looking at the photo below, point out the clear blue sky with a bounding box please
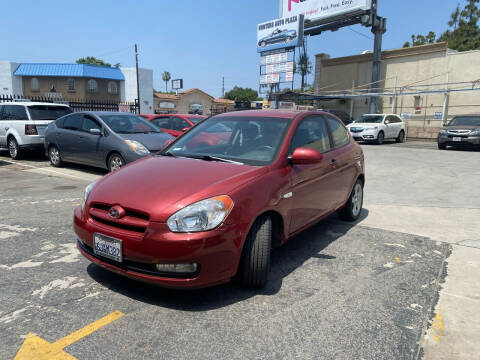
[3,0,459,97]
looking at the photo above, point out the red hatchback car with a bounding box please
[75,110,365,289]
[140,114,207,137]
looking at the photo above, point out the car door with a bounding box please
[384,116,397,138]
[57,113,84,161]
[78,115,106,167]
[392,115,404,137]
[288,115,339,234]
[324,115,359,209]
[0,105,6,146]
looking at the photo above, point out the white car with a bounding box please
[0,102,72,159]
[346,114,406,145]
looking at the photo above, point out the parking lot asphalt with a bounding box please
[0,141,478,360]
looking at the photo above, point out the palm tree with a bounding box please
[296,50,312,91]
[449,3,461,30]
[162,71,171,92]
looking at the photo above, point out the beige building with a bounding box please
[314,43,480,138]
[153,88,235,115]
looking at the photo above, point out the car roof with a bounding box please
[0,101,69,107]
[214,110,328,119]
[81,111,138,116]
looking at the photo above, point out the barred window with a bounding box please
[107,81,118,94]
[67,79,75,91]
[87,79,98,93]
[31,78,39,91]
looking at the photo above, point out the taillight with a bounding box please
[25,125,38,135]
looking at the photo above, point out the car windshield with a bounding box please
[355,115,384,124]
[162,116,291,166]
[188,116,206,124]
[27,105,72,120]
[448,116,480,126]
[100,114,161,134]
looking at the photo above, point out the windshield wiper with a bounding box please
[183,154,244,165]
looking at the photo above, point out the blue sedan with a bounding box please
[44,112,174,171]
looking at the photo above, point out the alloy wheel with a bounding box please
[8,139,18,158]
[49,147,60,165]
[109,155,124,171]
[351,183,363,218]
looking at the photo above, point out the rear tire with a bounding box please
[338,179,364,222]
[376,131,385,145]
[48,145,63,167]
[8,137,22,160]
[239,216,272,288]
[396,130,405,143]
[108,153,125,172]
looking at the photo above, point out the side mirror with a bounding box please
[182,127,190,132]
[289,147,323,165]
[384,120,390,125]
[89,128,102,136]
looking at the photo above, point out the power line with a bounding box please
[348,27,374,40]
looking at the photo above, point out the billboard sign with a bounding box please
[172,79,183,90]
[257,15,302,53]
[283,0,371,24]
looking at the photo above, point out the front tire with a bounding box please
[48,145,63,167]
[108,153,125,172]
[8,137,22,160]
[239,216,272,288]
[338,179,364,221]
[376,131,385,145]
[396,130,405,143]
[438,142,446,150]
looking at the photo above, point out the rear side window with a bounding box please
[290,116,332,154]
[325,116,350,148]
[151,117,170,128]
[3,105,28,120]
[62,114,83,131]
[170,117,190,131]
[27,105,72,120]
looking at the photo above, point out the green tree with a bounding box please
[162,71,171,92]
[439,0,480,51]
[449,3,461,30]
[296,50,312,91]
[76,57,112,67]
[403,31,437,48]
[224,86,259,102]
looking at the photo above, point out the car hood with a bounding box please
[348,123,381,129]
[88,156,267,222]
[444,125,480,131]
[119,132,174,151]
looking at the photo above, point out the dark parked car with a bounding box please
[322,109,354,125]
[75,110,365,289]
[438,115,480,150]
[45,112,174,171]
[258,29,297,48]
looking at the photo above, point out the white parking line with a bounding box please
[0,158,92,181]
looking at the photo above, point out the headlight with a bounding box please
[167,195,234,233]
[470,130,480,136]
[125,140,150,155]
[439,129,448,134]
[82,181,97,212]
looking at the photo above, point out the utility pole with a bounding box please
[135,44,140,112]
[222,77,225,97]
[369,0,387,114]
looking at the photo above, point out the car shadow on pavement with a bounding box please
[86,209,369,311]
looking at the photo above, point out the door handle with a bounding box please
[5,127,8,131]
[330,159,339,167]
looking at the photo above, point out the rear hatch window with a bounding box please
[27,105,73,120]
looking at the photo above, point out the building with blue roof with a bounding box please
[0,61,154,114]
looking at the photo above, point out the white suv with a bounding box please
[0,102,72,159]
[346,114,406,145]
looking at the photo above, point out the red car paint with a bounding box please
[75,110,365,289]
[140,114,207,137]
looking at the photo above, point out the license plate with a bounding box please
[93,233,122,262]
[453,137,462,142]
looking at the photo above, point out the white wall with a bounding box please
[0,61,22,95]
[120,67,154,114]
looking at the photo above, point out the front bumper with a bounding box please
[74,206,243,289]
[438,134,480,146]
[349,129,378,141]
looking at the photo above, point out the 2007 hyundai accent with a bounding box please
[74,110,365,289]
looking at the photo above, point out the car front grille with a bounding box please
[89,203,149,233]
